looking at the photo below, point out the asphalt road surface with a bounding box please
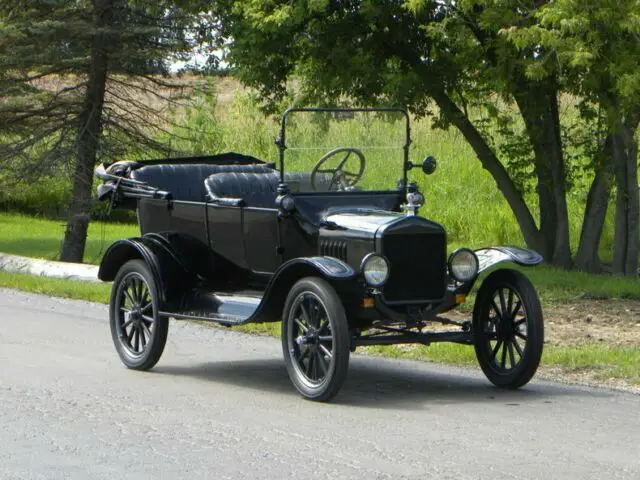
[1,289,639,480]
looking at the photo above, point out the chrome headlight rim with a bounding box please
[360,253,390,288]
[448,248,479,283]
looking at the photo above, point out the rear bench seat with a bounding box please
[204,172,333,208]
[130,163,275,202]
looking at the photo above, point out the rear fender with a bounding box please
[253,257,359,322]
[98,236,197,305]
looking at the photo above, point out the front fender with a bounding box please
[251,256,358,323]
[98,236,198,305]
[475,246,543,274]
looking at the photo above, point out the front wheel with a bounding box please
[282,277,350,401]
[473,269,544,389]
[109,259,168,370]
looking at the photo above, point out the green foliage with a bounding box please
[505,0,640,116]
[0,175,72,218]
[0,163,136,221]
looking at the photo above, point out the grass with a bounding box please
[364,343,640,386]
[0,271,111,303]
[519,266,640,302]
[0,212,138,264]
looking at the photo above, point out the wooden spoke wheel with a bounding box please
[282,277,350,401]
[473,269,544,389]
[110,260,168,370]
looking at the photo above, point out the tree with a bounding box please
[507,0,640,275]
[213,0,636,271]
[0,0,207,262]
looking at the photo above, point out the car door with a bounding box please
[243,206,280,273]
[207,203,248,269]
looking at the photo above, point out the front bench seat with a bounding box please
[204,172,335,208]
[130,163,275,202]
[205,172,280,207]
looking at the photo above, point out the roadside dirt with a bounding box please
[447,299,640,348]
[541,299,640,347]
[442,299,640,393]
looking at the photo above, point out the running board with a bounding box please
[160,291,262,326]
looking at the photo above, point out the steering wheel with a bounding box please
[310,147,366,191]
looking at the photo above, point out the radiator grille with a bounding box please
[381,230,446,303]
[319,239,348,262]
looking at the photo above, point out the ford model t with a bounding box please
[95,107,544,401]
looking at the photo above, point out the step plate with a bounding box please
[163,291,263,326]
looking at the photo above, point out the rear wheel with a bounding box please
[282,277,350,401]
[473,269,544,389]
[109,259,168,370]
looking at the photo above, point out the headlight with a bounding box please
[448,248,479,282]
[361,253,390,287]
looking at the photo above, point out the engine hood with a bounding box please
[321,208,444,238]
[321,208,405,236]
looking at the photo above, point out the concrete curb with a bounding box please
[0,252,100,283]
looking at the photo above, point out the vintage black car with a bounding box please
[95,107,544,401]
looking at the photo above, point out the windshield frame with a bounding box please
[275,107,411,193]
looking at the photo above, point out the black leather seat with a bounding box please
[204,172,334,208]
[129,163,274,202]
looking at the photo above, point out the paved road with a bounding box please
[1,289,639,480]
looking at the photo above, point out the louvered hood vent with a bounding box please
[319,239,348,262]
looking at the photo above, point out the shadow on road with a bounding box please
[153,355,610,409]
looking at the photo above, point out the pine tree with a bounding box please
[0,0,207,262]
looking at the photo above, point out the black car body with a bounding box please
[96,107,544,401]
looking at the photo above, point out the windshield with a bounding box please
[278,109,409,192]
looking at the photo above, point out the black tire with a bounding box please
[281,277,350,401]
[109,259,168,370]
[473,268,544,389]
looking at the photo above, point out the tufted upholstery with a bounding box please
[129,163,274,202]
[205,172,334,208]
[205,172,279,207]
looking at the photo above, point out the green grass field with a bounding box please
[0,212,138,264]
[0,270,111,302]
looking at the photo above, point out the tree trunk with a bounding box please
[575,142,614,273]
[431,89,543,251]
[60,0,112,263]
[513,78,572,268]
[611,117,639,276]
[450,16,569,266]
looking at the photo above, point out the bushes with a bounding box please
[0,176,71,218]
[0,175,135,223]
